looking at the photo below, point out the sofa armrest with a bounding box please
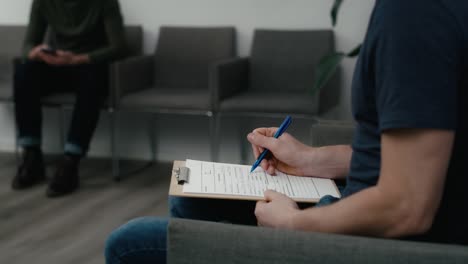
[111,54,154,107]
[210,57,249,110]
[168,219,468,264]
[310,119,356,147]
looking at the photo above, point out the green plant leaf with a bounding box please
[331,0,344,27]
[346,44,362,57]
[311,52,345,95]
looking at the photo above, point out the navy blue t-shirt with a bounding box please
[344,0,468,245]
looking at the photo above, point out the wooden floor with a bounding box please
[0,153,172,264]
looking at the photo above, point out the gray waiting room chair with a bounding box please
[212,29,336,160]
[0,25,144,180]
[112,26,236,178]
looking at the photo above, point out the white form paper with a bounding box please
[183,159,341,200]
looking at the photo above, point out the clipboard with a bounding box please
[169,160,339,203]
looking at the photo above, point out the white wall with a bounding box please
[0,0,374,162]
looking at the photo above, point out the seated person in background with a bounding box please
[12,0,127,197]
[105,0,468,263]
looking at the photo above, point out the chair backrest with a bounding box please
[249,29,334,93]
[0,25,27,57]
[154,26,236,90]
[0,26,27,83]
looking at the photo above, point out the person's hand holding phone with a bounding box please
[40,47,57,56]
[28,44,49,61]
[29,44,90,65]
[29,44,63,64]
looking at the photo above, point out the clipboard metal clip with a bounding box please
[174,167,190,185]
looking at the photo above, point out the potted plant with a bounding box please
[312,0,362,94]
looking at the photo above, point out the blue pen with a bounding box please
[250,116,292,173]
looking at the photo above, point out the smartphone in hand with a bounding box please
[40,47,57,56]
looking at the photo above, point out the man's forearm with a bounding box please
[290,186,428,238]
[304,145,352,180]
[291,129,453,239]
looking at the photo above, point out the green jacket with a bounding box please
[23,0,127,63]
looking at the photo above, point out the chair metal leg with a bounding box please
[210,112,220,162]
[110,109,120,181]
[14,131,20,164]
[149,114,157,162]
[113,112,154,181]
[13,103,21,165]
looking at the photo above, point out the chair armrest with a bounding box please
[0,56,11,82]
[168,219,468,264]
[0,56,24,82]
[210,57,249,110]
[110,55,154,107]
[310,119,356,147]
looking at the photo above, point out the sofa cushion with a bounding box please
[119,87,212,111]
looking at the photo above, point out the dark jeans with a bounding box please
[105,195,340,263]
[14,60,108,154]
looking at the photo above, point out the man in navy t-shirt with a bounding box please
[247,0,467,245]
[105,0,467,262]
[342,0,468,243]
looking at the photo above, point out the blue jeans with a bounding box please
[105,195,339,263]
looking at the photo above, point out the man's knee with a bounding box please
[13,60,44,95]
[105,217,168,262]
[169,196,221,220]
[14,60,42,80]
[169,196,192,218]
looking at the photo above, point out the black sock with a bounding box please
[24,146,41,155]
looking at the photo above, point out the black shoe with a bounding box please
[12,148,46,190]
[46,155,80,198]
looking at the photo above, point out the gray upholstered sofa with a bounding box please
[167,219,468,264]
[166,120,468,264]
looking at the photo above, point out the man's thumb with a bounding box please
[264,190,283,201]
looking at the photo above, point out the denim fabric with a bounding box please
[18,136,41,148]
[64,142,84,156]
[169,196,258,225]
[105,217,168,264]
[315,195,340,207]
